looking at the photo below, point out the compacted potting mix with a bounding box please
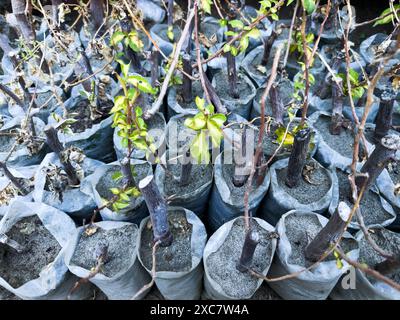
[1,0,400,303]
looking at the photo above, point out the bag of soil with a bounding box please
[330,227,400,300]
[0,201,90,300]
[203,216,277,299]
[329,166,396,230]
[208,152,271,232]
[167,81,205,118]
[211,71,256,120]
[33,152,103,220]
[149,24,182,57]
[309,111,354,168]
[0,164,37,214]
[137,0,166,24]
[154,151,213,219]
[0,116,48,167]
[137,207,207,300]
[81,159,152,224]
[48,95,116,163]
[268,210,359,300]
[207,43,246,79]
[65,221,151,300]
[259,157,336,226]
[114,112,166,160]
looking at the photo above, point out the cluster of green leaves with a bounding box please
[108,171,140,212]
[110,29,144,53]
[167,25,175,41]
[290,32,315,62]
[374,4,400,26]
[259,0,282,20]
[337,68,367,99]
[221,19,261,56]
[274,120,315,152]
[293,71,315,101]
[184,97,227,163]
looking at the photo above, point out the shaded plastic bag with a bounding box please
[65,221,151,300]
[330,228,400,300]
[150,24,181,57]
[48,96,115,163]
[137,0,166,24]
[203,217,277,299]
[309,111,353,168]
[259,158,337,226]
[81,159,152,224]
[33,152,103,220]
[137,207,207,300]
[0,164,37,215]
[0,116,48,167]
[211,71,256,120]
[268,210,359,300]
[0,201,90,300]
[208,152,271,232]
[154,155,213,219]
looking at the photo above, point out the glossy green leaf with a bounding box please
[190,130,210,164]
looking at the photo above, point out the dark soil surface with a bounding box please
[96,163,149,200]
[313,114,355,158]
[206,218,275,298]
[276,159,331,204]
[163,160,213,197]
[140,210,193,272]
[70,224,137,278]
[221,161,259,205]
[336,169,393,227]
[68,98,113,133]
[285,212,358,267]
[214,72,253,102]
[175,81,204,110]
[359,228,400,284]
[0,286,20,300]
[0,215,61,288]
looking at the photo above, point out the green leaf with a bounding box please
[167,25,174,41]
[134,139,149,150]
[120,61,130,78]
[210,114,227,127]
[190,130,210,164]
[247,28,261,39]
[287,0,295,6]
[127,75,157,94]
[126,31,143,52]
[110,188,120,195]
[184,113,207,130]
[195,96,205,111]
[303,0,316,15]
[224,31,236,37]
[349,68,359,84]
[229,20,244,30]
[240,36,249,53]
[219,19,228,27]
[373,5,400,26]
[201,0,212,14]
[110,96,127,113]
[111,171,123,181]
[223,44,231,53]
[110,31,125,46]
[271,13,279,21]
[275,127,294,146]
[207,119,223,147]
[230,46,238,56]
[205,104,215,115]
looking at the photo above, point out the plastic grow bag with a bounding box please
[211,71,256,120]
[137,207,207,300]
[48,96,116,163]
[330,228,400,300]
[149,24,181,57]
[33,152,103,220]
[137,0,166,24]
[259,157,337,226]
[81,159,152,225]
[65,221,151,300]
[0,116,48,167]
[154,157,213,219]
[308,111,353,169]
[208,152,271,232]
[203,217,277,299]
[0,201,90,300]
[267,210,359,300]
